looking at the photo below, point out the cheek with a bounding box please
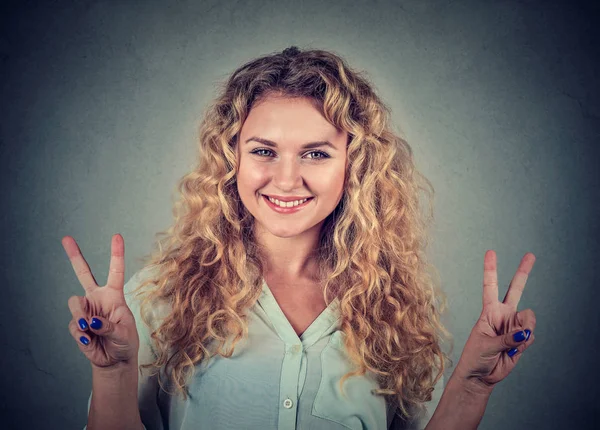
[237,164,269,196]
[325,168,346,203]
[253,164,271,178]
[238,162,267,181]
[322,167,345,192]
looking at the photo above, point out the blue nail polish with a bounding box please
[507,347,519,357]
[90,318,102,330]
[513,331,526,342]
[525,329,531,341]
[78,318,88,330]
[80,336,89,345]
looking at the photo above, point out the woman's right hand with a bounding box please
[63,234,140,369]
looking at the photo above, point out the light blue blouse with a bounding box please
[84,268,443,429]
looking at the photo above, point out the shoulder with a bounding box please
[123,266,154,314]
[124,265,159,295]
[123,266,170,339]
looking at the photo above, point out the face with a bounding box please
[236,95,348,239]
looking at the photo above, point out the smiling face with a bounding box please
[235,94,348,239]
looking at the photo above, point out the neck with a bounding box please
[254,222,323,282]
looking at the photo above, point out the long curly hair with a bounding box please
[132,45,453,421]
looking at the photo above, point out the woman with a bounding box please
[64,46,536,430]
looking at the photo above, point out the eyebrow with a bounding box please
[245,136,338,151]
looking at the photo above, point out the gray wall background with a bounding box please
[1,0,598,429]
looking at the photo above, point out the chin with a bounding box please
[264,225,306,238]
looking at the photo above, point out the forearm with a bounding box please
[87,361,144,430]
[424,370,493,430]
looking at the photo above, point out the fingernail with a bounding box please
[507,347,519,357]
[513,331,526,342]
[80,336,89,345]
[78,318,88,330]
[525,329,531,341]
[90,318,102,330]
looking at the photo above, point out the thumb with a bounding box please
[493,328,531,353]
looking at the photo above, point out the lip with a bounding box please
[262,194,313,202]
[261,194,314,214]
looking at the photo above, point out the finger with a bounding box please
[62,236,98,293]
[106,234,125,291]
[501,309,536,357]
[493,328,533,354]
[482,250,498,308]
[507,332,536,358]
[67,295,90,331]
[69,318,93,347]
[524,332,535,350]
[516,308,537,333]
[87,315,117,340]
[503,253,536,310]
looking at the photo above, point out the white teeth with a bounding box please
[267,196,310,207]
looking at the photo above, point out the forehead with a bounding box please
[241,96,344,142]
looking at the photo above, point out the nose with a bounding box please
[272,157,303,192]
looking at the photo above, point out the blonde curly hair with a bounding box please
[132,46,453,421]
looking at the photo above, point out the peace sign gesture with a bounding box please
[454,250,537,391]
[63,234,139,369]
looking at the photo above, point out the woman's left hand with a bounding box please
[454,250,537,393]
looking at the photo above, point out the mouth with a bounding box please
[261,194,315,212]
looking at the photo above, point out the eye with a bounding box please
[305,150,330,160]
[249,148,330,160]
[250,148,274,157]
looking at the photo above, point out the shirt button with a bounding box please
[283,398,293,409]
[292,344,302,353]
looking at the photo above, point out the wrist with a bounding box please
[91,360,138,379]
[425,369,493,430]
[450,365,495,398]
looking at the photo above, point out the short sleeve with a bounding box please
[82,267,164,430]
[388,374,445,430]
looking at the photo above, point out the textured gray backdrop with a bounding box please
[1,0,598,429]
